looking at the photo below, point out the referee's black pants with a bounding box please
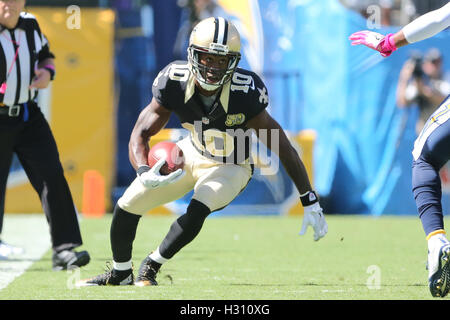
[0,101,83,253]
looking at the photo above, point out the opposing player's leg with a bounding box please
[412,117,450,297]
[135,161,252,286]
[76,162,196,287]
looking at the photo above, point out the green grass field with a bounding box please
[0,213,445,300]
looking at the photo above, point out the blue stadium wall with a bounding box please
[113,0,450,215]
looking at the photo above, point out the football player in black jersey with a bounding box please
[77,17,328,287]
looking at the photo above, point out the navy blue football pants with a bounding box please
[0,102,83,253]
[412,119,450,237]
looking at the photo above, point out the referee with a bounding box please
[0,0,90,270]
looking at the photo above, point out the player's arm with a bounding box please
[246,109,312,195]
[129,98,182,189]
[246,110,328,241]
[349,2,450,56]
[401,2,450,45]
[128,97,171,171]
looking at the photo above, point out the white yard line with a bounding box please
[0,214,51,290]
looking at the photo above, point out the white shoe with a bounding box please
[0,241,25,259]
[427,234,450,297]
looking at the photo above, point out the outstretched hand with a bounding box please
[349,30,397,57]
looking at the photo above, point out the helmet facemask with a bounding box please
[188,44,241,91]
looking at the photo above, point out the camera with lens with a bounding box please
[410,52,424,79]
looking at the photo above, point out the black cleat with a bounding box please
[135,256,159,286]
[76,263,134,287]
[52,249,90,271]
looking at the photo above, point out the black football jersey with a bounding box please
[152,60,269,164]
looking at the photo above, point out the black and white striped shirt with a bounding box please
[0,12,54,106]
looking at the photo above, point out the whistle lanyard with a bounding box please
[0,30,22,94]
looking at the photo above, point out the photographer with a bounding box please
[396,48,450,134]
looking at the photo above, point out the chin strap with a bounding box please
[198,80,221,91]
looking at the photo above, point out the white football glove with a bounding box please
[299,202,328,241]
[137,158,183,189]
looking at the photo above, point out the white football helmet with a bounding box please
[187,17,241,91]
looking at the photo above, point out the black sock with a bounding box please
[158,199,211,259]
[112,269,132,277]
[110,204,141,263]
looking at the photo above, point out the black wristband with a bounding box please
[300,190,319,207]
[43,66,55,81]
[136,165,151,176]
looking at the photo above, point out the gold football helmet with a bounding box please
[187,17,241,91]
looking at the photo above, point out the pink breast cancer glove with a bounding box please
[349,31,397,57]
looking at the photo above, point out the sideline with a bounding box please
[0,214,51,291]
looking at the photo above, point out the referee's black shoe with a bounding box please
[52,249,90,271]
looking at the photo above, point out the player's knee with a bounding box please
[116,197,145,216]
[117,197,130,212]
[194,180,241,212]
[187,199,211,217]
[113,203,142,217]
